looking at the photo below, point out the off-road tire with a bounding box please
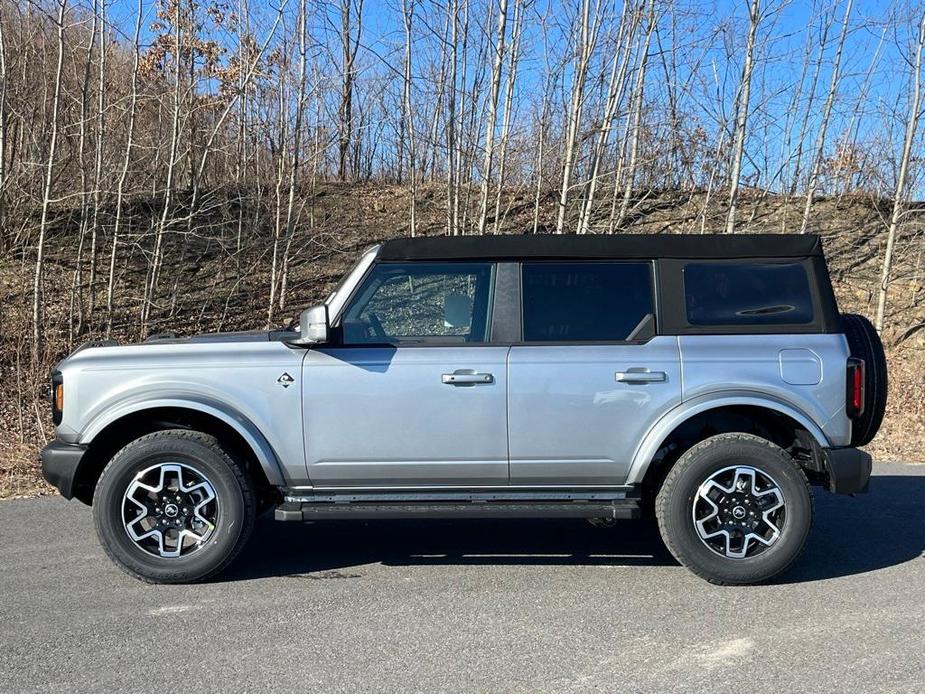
[840,313,888,447]
[93,429,256,584]
[655,433,812,585]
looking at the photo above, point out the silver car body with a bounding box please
[53,243,853,494]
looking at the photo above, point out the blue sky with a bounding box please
[95,0,922,193]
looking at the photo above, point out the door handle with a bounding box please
[442,372,494,385]
[615,370,667,384]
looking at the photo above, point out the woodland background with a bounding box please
[1,0,924,496]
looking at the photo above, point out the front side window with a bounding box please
[341,262,494,344]
[683,262,814,326]
[521,262,654,342]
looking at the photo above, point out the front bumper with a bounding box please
[822,446,872,495]
[40,439,87,500]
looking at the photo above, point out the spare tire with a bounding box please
[840,313,887,446]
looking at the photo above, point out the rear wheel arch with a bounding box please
[72,404,283,507]
[631,399,827,500]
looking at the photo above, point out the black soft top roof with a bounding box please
[377,233,823,261]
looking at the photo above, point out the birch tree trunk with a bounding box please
[576,2,638,235]
[555,0,600,234]
[799,0,852,234]
[106,0,143,337]
[279,0,310,313]
[33,0,68,366]
[616,2,655,231]
[491,0,523,234]
[724,0,761,235]
[338,0,363,181]
[0,10,7,251]
[531,31,555,236]
[789,8,832,195]
[88,0,107,321]
[876,13,925,332]
[143,6,184,334]
[268,48,290,326]
[69,1,99,341]
[445,0,459,235]
[476,0,509,235]
[402,0,418,237]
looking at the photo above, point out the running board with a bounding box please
[274,499,640,522]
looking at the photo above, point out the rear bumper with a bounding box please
[822,446,872,495]
[40,439,87,500]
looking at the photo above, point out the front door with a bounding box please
[507,261,682,486]
[303,261,509,487]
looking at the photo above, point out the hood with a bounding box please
[143,329,296,344]
[66,329,297,357]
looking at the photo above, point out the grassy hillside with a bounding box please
[1,184,923,498]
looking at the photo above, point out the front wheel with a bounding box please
[655,433,812,585]
[92,430,256,583]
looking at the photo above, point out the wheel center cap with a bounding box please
[164,503,179,518]
[732,505,747,520]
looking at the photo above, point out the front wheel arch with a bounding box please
[72,406,281,508]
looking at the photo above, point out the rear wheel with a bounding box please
[92,430,256,583]
[656,433,812,585]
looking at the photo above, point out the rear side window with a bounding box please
[522,262,654,342]
[683,262,813,326]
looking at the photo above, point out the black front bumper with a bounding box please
[40,439,87,500]
[823,446,872,494]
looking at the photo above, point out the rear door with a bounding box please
[507,261,681,486]
[303,261,510,488]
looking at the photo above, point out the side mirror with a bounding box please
[288,305,329,346]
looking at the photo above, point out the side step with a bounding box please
[275,499,640,522]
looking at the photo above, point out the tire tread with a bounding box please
[93,429,256,584]
[655,432,813,586]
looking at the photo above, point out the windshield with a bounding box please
[325,245,380,306]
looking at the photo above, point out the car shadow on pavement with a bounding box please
[223,516,676,581]
[780,474,925,584]
[221,474,924,583]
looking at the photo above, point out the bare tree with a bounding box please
[33,0,68,366]
[789,7,833,195]
[876,12,925,332]
[555,0,601,234]
[88,0,108,321]
[725,0,762,234]
[142,0,185,333]
[69,0,100,340]
[491,0,525,234]
[476,0,509,235]
[277,0,310,314]
[576,2,639,235]
[106,0,144,337]
[338,0,364,181]
[445,0,459,235]
[615,1,655,231]
[799,0,853,234]
[402,0,418,236]
[0,6,7,250]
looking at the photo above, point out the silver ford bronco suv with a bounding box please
[41,234,886,585]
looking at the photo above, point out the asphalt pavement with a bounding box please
[1,462,923,693]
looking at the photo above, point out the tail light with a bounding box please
[846,358,865,418]
[50,371,63,425]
